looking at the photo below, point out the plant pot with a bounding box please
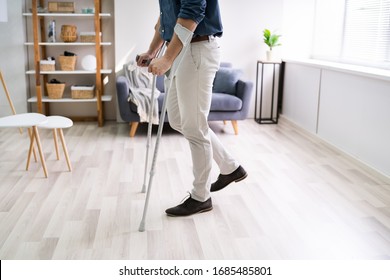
[266,50,273,61]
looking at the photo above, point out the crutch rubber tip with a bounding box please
[138,223,146,232]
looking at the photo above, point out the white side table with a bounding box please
[0,113,48,177]
[27,116,73,172]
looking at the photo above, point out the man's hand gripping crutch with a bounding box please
[137,23,194,232]
[136,44,166,194]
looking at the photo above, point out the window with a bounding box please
[313,0,390,69]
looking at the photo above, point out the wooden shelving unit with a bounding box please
[26,0,112,126]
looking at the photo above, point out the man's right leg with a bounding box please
[209,129,238,175]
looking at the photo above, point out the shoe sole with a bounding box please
[234,172,248,183]
[166,206,213,217]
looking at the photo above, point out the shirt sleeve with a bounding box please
[178,0,207,24]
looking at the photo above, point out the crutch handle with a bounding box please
[136,55,152,66]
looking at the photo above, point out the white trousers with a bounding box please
[166,37,239,202]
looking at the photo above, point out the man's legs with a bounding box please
[209,129,239,174]
[166,38,239,204]
[167,40,214,202]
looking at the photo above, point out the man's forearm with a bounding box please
[164,18,197,63]
[148,17,197,75]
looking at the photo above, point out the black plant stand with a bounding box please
[254,60,284,124]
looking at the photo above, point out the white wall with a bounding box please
[282,63,321,133]
[318,70,390,176]
[282,61,390,178]
[115,0,283,79]
[280,0,390,178]
[0,0,28,117]
[114,0,319,81]
[114,0,284,120]
[114,0,159,71]
[2,0,300,120]
[218,0,283,79]
[281,0,316,59]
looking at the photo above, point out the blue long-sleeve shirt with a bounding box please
[158,0,223,41]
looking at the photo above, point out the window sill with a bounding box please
[282,58,390,82]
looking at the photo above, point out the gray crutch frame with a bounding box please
[141,43,167,194]
[139,41,190,232]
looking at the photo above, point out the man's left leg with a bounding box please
[165,40,220,216]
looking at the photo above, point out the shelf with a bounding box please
[23,13,111,17]
[26,70,112,75]
[28,95,113,103]
[25,0,110,127]
[24,42,112,46]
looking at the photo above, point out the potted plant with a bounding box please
[263,29,281,61]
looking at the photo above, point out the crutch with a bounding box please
[140,43,167,193]
[139,26,193,232]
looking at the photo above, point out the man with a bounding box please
[137,0,247,217]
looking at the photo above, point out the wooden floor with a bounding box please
[0,118,390,260]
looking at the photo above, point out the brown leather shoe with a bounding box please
[165,196,213,217]
[210,165,247,192]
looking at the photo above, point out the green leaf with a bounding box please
[263,29,271,38]
[262,29,281,49]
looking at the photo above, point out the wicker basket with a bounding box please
[40,60,55,71]
[80,32,97,43]
[60,25,77,42]
[46,83,65,99]
[80,32,102,43]
[59,55,77,71]
[48,2,75,13]
[71,85,95,99]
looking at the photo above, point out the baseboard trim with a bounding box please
[279,114,390,183]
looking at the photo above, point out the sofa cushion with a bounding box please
[156,75,165,92]
[210,93,242,111]
[213,67,242,95]
[132,92,242,112]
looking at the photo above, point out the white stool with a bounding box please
[0,113,48,177]
[27,116,73,172]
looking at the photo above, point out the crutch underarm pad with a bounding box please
[174,23,193,47]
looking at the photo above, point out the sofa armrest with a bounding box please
[116,76,129,100]
[116,75,135,121]
[236,79,254,119]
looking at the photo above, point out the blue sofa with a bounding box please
[116,63,253,137]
